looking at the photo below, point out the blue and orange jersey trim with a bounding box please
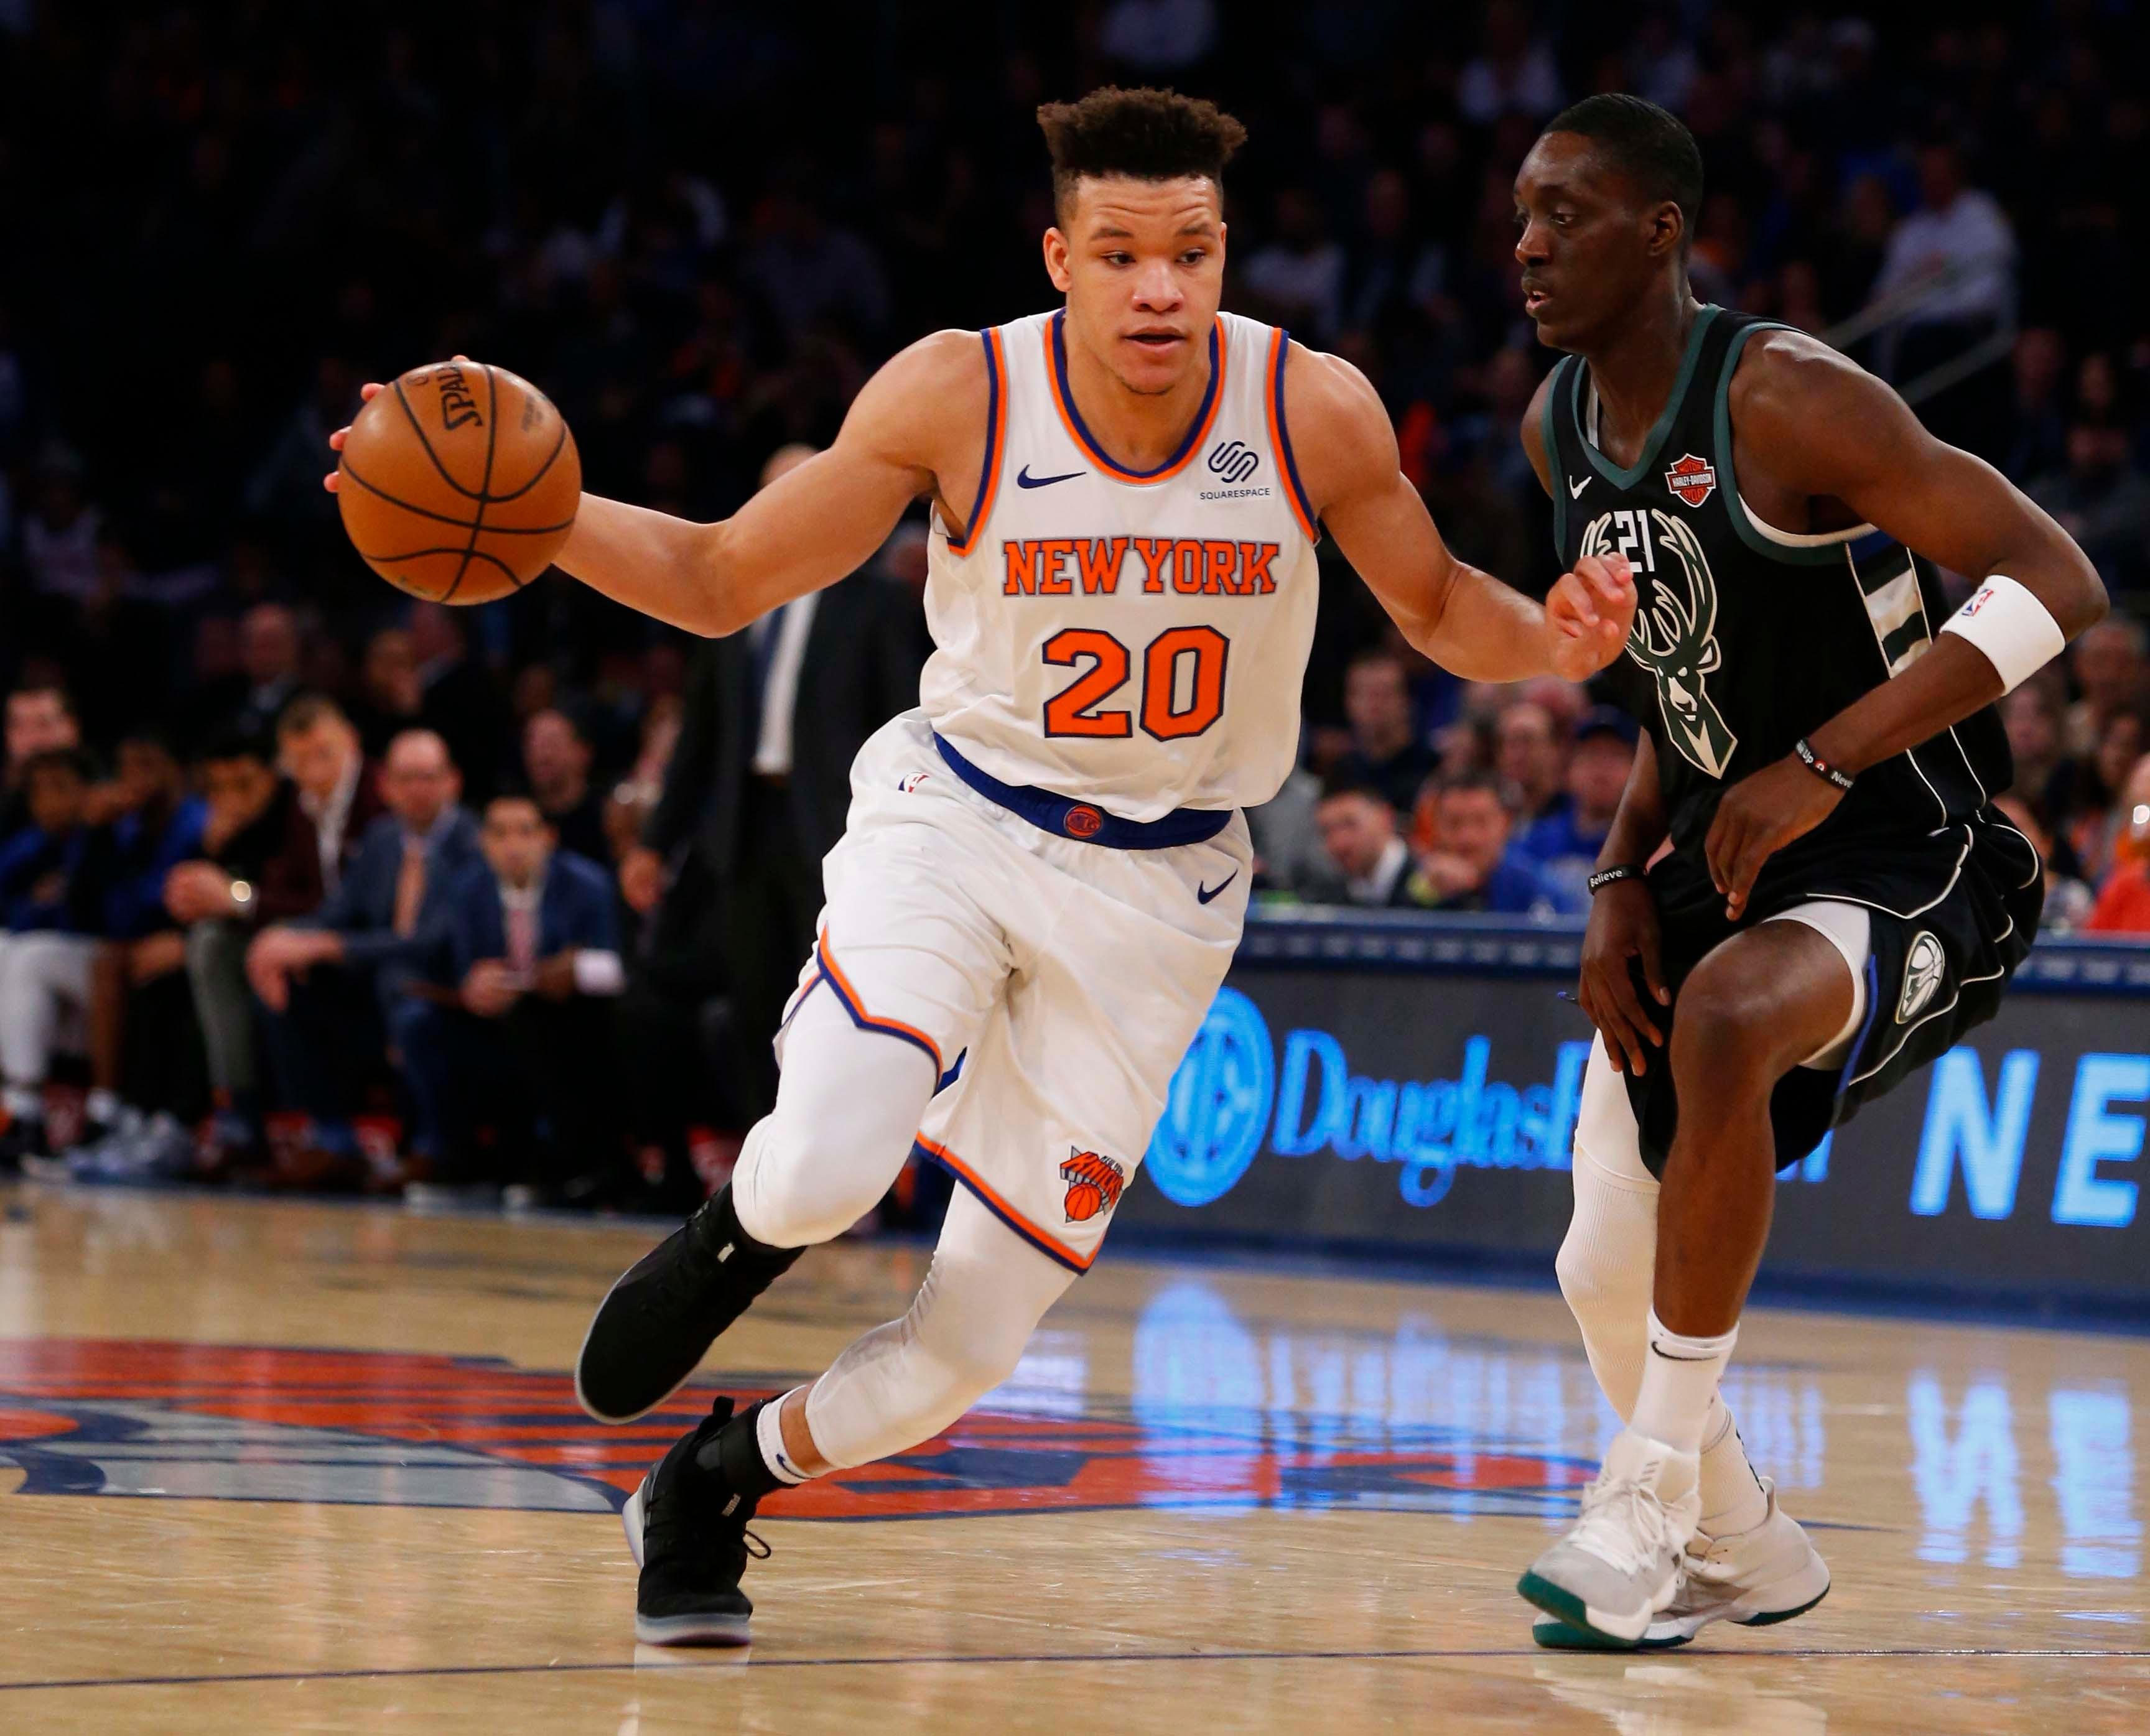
[945,327,1008,556]
[1266,328,1318,542]
[1045,309,1224,484]
[912,1134,1097,1274]
[812,929,946,1079]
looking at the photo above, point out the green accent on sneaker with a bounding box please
[1532,1618,1690,1653]
[1740,1582,1830,1627]
[1517,1569,1616,1645]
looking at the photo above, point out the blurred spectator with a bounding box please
[409,606,514,802]
[2,685,83,838]
[2003,329,2070,485]
[1247,766,1330,899]
[20,445,103,606]
[1334,649,1436,815]
[0,750,110,1161]
[1099,0,1217,70]
[246,730,480,1180]
[2062,707,2147,886]
[1413,769,1561,916]
[1459,1,1564,124]
[350,628,424,759]
[1870,143,2015,452]
[2083,756,2150,936]
[1494,700,1571,827]
[277,695,383,893]
[1518,707,1637,909]
[2063,618,2148,758]
[2027,422,2150,595]
[398,792,623,1202]
[523,707,612,867]
[165,728,328,1169]
[231,605,305,740]
[1243,189,1344,343]
[1315,781,1415,907]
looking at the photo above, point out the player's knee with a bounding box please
[1555,1219,1645,1321]
[738,1096,919,1246]
[1670,965,1792,1085]
[921,1307,1032,1403]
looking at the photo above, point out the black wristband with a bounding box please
[1794,737,1855,792]
[1587,864,1645,894]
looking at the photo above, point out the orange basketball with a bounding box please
[335,360,580,605]
[1064,1182,1105,1222]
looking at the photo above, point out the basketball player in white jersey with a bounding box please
[331,87,1634,1643]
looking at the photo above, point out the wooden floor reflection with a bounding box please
[1,1185,2145,1733]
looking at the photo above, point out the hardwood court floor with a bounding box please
[1,1184,2145,1734]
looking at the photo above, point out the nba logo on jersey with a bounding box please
[1059,1148,1126,1222]
[1664,453,1717,508]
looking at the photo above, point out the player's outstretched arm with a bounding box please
[1288,343,1634,683]
[557,331,983,635]
[327,335,982,637]
[1704,332,2108,915]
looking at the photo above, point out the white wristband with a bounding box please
[1938,573,2066,694]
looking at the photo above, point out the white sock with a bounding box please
[1697,1398,1770,1534]
[3,1085,40,1122]
[756,1387,812,1485]
[1630,1308,1737,1455]
[86,1087,121,1125]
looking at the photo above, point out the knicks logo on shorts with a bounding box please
[1060,1147,1127,1222]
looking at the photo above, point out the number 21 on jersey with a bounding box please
[1042,627,1229,741]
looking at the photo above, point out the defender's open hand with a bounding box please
[1545,552,1636,681]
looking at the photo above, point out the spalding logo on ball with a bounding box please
[337,361,582,605]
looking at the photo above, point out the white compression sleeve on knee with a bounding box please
[731,980,940,1248]
[803,1188,1075,1470]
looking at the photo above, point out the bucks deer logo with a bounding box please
[1584,508,1739,778]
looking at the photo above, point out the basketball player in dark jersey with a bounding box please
[1507,95,2106,1648]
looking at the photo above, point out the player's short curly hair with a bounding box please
[1541,93,1704,253]
[1036,86,1247,222]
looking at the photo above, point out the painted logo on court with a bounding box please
[1145,986,1274,1206]
[0,1340,1592,1521]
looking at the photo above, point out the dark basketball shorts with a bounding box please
[1622,807,2044,1176]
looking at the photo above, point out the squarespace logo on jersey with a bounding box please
[1143,987,1590,1209]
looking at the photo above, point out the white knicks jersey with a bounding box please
[919,308,1321,821]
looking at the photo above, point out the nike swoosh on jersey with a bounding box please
[1017,465,1086,489]
[1196,870,1239,904]
[1568,475,1591,498]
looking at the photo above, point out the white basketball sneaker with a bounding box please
[1533,1476,1831,1650]
[1517,1428,1700,1645]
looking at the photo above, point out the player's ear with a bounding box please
[1648,201,1685,261]
[1042,226,1074,294]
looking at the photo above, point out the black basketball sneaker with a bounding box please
[624,1396,773,1646]
[575,1182,803,1423]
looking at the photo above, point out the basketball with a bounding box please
[1064,1182,1104,1221]
[335,360,580,605]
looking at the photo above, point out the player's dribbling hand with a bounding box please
[1578,878,1669,1074]
[1545,552,1636,682]
[322,383,384,493]
[1705,755,1847,921]
[322,356,468,493]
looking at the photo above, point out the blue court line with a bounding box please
[7,1645,2149,1694]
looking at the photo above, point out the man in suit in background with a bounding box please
[616,444,929,1141]
[401,791,625,1203]
[246,728,480,1181]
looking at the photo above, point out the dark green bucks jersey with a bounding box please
[1543,305,2014,884]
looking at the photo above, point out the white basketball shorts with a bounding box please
[775,709,1251,1272]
